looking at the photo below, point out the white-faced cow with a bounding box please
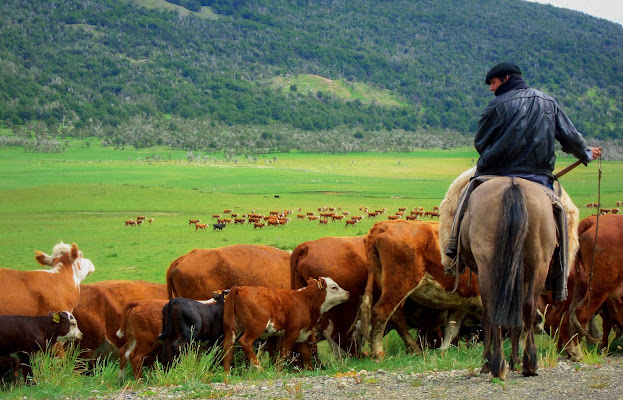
[222,277,349,372]
[0,242,95,316]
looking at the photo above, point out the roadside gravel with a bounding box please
[109,357,623,399]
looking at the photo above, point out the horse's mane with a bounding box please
[438,167,579,275]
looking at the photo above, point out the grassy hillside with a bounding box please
[1,0,622,147]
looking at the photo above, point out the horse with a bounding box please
[459,177,557,379]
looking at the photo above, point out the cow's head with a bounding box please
[54,311,83,342]
[311,277,349,314]
[212,289,230,302]
[35,242,95,285]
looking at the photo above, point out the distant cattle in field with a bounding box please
[72,280,167,367]
[213,223,226,231]
[234,218,245,225]
[223,209,232,214]
[0,242,94,316]
[189,219,200,225]
[345,219,358,227]
[253,222,265,229]
[0,312,82,381]
[406,215,418,220]
[157,292,227,368]
[136,216,146,221]
[387,215,400,220]
[307,216,318,221]
[195,223,208,231]
[117,300,168,381]
[319,219,329,225]
[212,214,221,219]
[136,219,143,226]
[354,220,481,358]
[618,201,622,206]
[166,244,291,300]
[148,218,154,225]
[125,220,136,227]
[223,277,349,372]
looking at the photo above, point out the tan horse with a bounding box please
[459,177,557,379]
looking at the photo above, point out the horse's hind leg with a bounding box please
[521,296,539,376]
[489,325,508,380]
[509,327,521,371]
[480,302,492,374]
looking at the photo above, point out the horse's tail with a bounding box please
[490,181,528,328]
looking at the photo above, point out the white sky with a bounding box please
[525,0,623,26]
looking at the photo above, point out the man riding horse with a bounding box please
[444,62,601,302]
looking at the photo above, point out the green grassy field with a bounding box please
[0,141,620,284]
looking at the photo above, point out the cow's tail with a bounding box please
[116,301,140,341]
[289,244,309,290]
[490,182,528,328]
[166,256,184,299]
[350,237,375,350]
[222,287,238,373]
[157,300,173,342]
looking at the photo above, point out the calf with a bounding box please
[72,280,167,368]
[117,300,168,381]
[0,312,82,381]
[157,292,228,368]
[223,277,349,372]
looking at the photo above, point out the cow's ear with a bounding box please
[70,243,80,260]
[317,278,325,290]
[35,251,52,266]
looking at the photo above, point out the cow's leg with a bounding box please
[293,342,313,370]
[277,332,300,370]
[321,320,349,359]
[222,331,236,373]
[370,293,404,358]
[388,308,422,355]
[238,330,263,370]
[568,291,609,361]
[440,309,467,350]
[118,338,136,381]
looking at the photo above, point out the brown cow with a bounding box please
[222,277,349,372]
[72,280,167,367]
[254,222,265,229]
[0,242,95,316]
[117,300,168,381]
[195,223,208,231]
[166,244,291,300]
[557,214,623,360]
[354,220,481,358]
[345,219,358,227]
[189,219,200,225]
[290,237,370,356]
[125,219,136,227]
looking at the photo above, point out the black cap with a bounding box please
[485,62,521,84]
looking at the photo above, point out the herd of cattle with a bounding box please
[1,212,622,383]
[185,205,441,232]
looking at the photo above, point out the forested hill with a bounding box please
[1,0,622,152]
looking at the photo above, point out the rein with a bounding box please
[587,154,602,307]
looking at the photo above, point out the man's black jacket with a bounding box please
[475,87,590,179]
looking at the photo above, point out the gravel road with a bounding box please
[108,357,623,399]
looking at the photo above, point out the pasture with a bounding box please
[0,141,620,283]
[1,141,622,398]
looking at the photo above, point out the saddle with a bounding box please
[443,175,570,302]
